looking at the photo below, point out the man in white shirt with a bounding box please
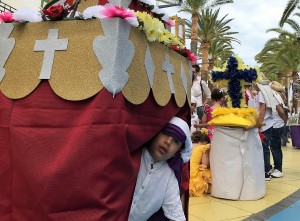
[269,87,288,178]
[254,83,276,181]
[191,64,211,119]
[190,96,199,134]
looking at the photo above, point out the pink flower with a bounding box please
[99,5,136,19]
[188,53,198,63]
[0,11,14,23]
[183,49,197,63]
[165,19,175,27]
[171,45,180,51]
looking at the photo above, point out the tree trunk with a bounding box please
[201,42,210,82]
[190,13,198,55]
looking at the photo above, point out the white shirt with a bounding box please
[191,110,199,134]
[273,96,284,129]
[191,77,211,107]
[258,91,275,132]
[129,149,185,221]
[246,90,259,111]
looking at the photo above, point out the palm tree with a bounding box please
[279,0,299,27]
[185,8,239,80]
[255,27,300,85]
[157,0,233,55]
[208,38,235,68]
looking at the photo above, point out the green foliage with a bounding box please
[256,6,300,80]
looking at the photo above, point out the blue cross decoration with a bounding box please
[211,56,257,108]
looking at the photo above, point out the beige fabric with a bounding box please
[270,81,285,92]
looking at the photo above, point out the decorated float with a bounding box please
[208,55,266,200]
[0,0,194,220]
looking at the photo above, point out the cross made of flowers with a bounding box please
[211,56,258,108]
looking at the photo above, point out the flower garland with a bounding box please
[0,3,196,63]
[211,56,258,108]
[137,0,174,25]
[0,11,14,23]
[83,5,196,62]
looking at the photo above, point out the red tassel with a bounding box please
[259,132,265,142]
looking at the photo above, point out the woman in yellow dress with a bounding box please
[189,129,212,196]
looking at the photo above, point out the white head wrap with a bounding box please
[169,117,192,163]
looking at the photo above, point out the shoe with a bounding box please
[271,169,283,178]
[265,173,271,181]
[268,168,274,174]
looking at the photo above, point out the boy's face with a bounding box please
[148,131,183,162]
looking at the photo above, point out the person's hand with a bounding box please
[243,125,255,131]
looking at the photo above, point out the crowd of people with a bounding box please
[189,64,290,199]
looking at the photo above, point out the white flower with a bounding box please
[65,11,81,18]
[13,7,42,22]
[82,5,102,19]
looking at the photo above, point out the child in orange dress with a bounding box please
[189,129,211,196]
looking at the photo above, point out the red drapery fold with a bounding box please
[0,81,189,221]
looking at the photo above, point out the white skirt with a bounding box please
[210,127,265,200]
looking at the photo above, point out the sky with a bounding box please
[8,0,296,67]
[164,0,292,67]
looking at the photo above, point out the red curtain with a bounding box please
[0,81,189,220]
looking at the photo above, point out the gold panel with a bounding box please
[0,18,191,106]
[49,19,103,100]
[77,0,99,12]
[1,23,43,99]
[123,27,150,104]
[182,59,192,106]
[0,19,103,100]
[169,50,187,107]
[150,42,171,106]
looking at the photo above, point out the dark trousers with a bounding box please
[281,124,289,146]
[262,127,273,173]
[271,127,284,172]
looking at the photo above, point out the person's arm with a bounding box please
[194,123,208,129]
[202,81,211,105]
[276,104,288,123]
[201,144,210,168]
[162,175,186,221]
[201,112,208,124]
[258,102,266,128]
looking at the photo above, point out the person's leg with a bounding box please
[262,127,273,173]
[270,127,283,176]
[281,124,287,147]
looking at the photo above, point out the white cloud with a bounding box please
[165,0,291,67]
